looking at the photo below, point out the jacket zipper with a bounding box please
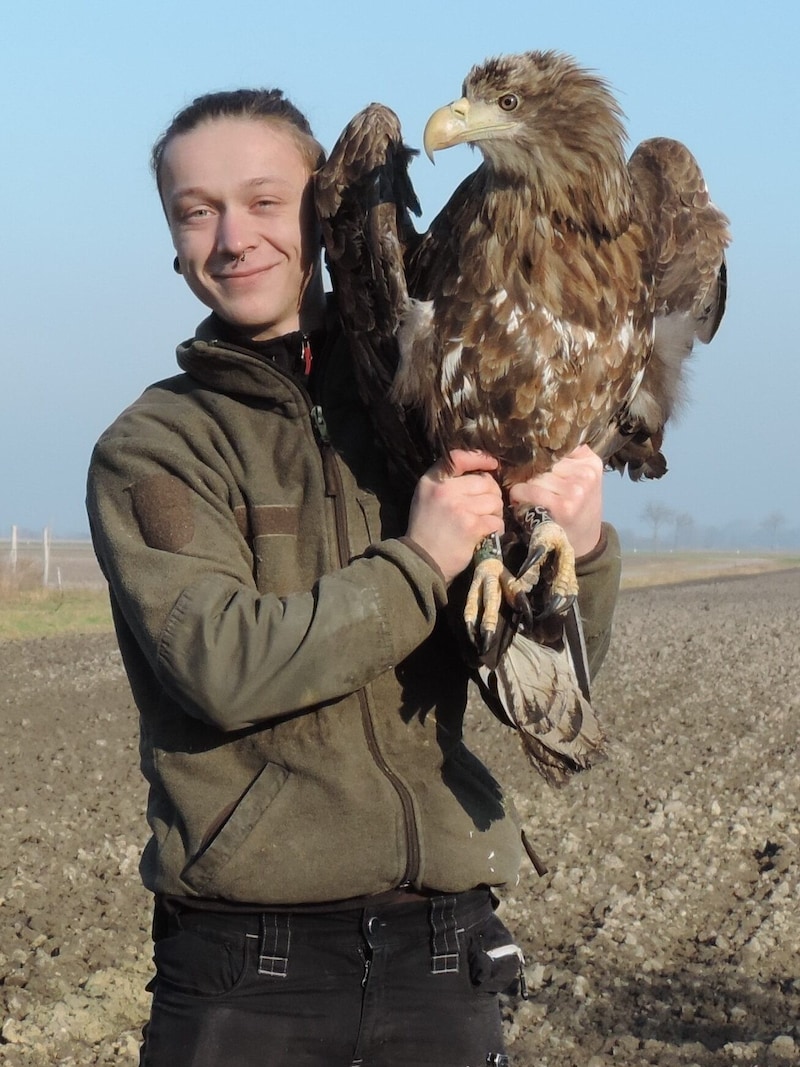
[310,405,350,569]
[310,402,421,885]
[358,689,421,884]
[206,341,423,886]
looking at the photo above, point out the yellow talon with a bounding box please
[464,555,504,643]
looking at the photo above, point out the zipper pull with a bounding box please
[311,405,340,498]
[310,404,330,444]
[302,334,313,376]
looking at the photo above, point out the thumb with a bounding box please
[446,449,499,477]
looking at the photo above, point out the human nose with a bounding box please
[214,208,256,259]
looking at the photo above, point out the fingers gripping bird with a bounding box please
[315,51,730,784]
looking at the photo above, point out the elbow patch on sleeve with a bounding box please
[128,473,194,552]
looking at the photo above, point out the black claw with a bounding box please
[477,625,497,657]
[537,593,576,621]
[517,543,546,578]
[466,618,496,656]
[513,592,534,630]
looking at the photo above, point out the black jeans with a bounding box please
[141,890,519,1067]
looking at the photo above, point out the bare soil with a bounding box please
[1,570,798,1066]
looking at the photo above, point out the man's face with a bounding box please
[161,117,319,340]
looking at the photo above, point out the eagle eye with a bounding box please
[498,93,519,112]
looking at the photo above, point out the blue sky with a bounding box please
[2,0,798,541]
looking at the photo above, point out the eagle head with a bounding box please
[423,50,632,239]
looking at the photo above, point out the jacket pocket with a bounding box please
[181,761,289,894]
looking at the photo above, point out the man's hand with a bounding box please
[509,445,604,559]
[407,450,504,585]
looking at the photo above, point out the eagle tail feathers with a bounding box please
[477,618,607,788]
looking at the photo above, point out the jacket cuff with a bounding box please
[576,522,617,576]
[397,536,448,587]
[575,523,622,680]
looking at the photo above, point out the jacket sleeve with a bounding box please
[575,522,622,679]
[87,431,447,733]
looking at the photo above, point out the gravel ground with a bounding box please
[1,569,798,1066]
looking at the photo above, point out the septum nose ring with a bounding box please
[232,251,247,264]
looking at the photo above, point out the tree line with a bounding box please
[631,503,795,552]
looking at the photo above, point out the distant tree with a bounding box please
[672,511,695,549]
[760,511,785,550]
[642,502,674,550]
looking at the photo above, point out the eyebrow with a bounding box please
[245,176,293,189]
[170,175,293,203]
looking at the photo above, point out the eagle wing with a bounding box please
[314,104,432,494]
[597,137,730,479]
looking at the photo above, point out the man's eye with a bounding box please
[180,206,211,222]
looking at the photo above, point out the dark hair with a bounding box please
[151,88,326,193]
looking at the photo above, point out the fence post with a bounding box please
[10,525,17,573]
[43,526,51,588]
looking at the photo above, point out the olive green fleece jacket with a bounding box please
[86,319,621,907]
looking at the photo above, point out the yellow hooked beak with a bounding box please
[423,97,518,161]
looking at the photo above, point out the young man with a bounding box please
[87,89,620,1067]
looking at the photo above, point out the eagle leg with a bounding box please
[464,533,518,655]
[506,506,578,621]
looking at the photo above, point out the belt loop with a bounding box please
[258,912,291,977]
[429,895,460,974]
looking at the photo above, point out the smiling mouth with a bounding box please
[214,265,275,280]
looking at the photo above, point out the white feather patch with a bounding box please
[393,300,434,404]
[441,343,464,389]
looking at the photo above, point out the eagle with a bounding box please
[315,50,730,783]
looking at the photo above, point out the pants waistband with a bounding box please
[161,888,490,931]
[157,889,493,976]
